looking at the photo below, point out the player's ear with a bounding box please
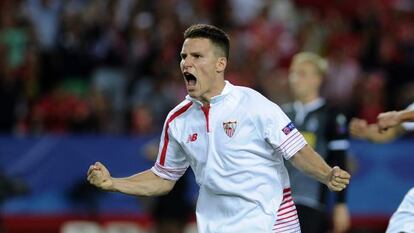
[216,57,227,73]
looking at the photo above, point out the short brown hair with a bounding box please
[184,24,230,59]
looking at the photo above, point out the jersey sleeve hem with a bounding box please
[151,163,188,181]
[276,130,307,160]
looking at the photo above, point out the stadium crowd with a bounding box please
[0,0,414,136]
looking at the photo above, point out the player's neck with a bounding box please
[200,79,226,104]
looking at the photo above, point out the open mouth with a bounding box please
[184,72,197,86]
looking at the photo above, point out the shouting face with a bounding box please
[180,38,226,103]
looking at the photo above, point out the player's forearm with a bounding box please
[365,125,404,143]
[399,109,414,122]
[289,145,332,185]
[111,169,175,196]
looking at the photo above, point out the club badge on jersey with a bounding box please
[282,122,296,135]
[223,121,237,137]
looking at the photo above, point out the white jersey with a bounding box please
[402,102,414,131]
[151,81,306,233]
[386,188,414,233]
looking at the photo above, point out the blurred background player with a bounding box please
[282,52,350,233]
[350,104,414,232]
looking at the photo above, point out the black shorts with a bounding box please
[296,204,329,233]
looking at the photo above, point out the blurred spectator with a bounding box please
[130,104,157,136]
[54,9,93,83]
[28,84,97,134]
[0,0,34,133]
[0,45,21,133]
[354,72,387,124]
[91,68,127,133]
[23,0,61,51]
[0,0,413,136]
[0,170,29,233]
[2,1,414,233]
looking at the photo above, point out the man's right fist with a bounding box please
[87,162,114,191]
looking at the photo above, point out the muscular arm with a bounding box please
[289,145,350,191]
[377,109,414,131]
[399,109,414,122]
[349,118,405,143]
[365,124,405,142]
[87,162,175,197]
[110,170,176,196]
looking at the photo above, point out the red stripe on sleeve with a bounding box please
[160,102,193,166]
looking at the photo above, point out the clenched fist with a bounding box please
[377,111,401,131]
[87,162,114,191]
[326,166,350,192]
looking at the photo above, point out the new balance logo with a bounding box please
[187,133,198,142]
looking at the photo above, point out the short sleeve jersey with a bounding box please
[386,187,414,233]
[151,81,307,233]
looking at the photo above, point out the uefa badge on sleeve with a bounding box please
[282,122,296,135]
[223,121,237,137]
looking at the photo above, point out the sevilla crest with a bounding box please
[223,121,237,137]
